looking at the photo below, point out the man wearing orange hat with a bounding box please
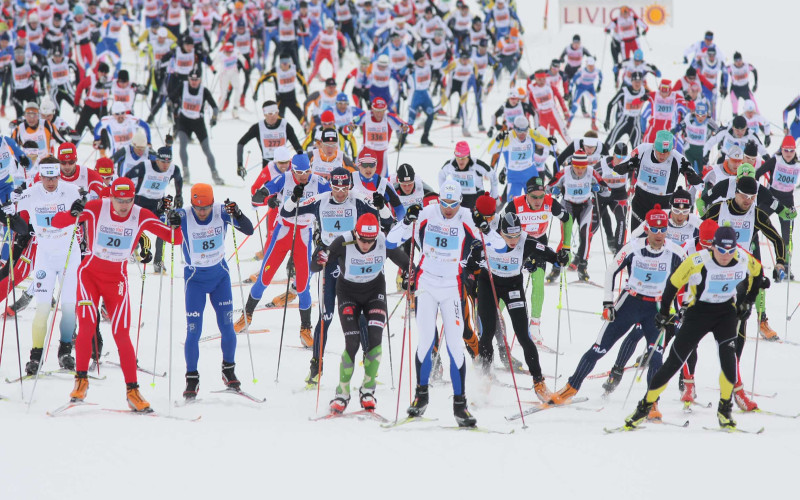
[50,177,182,413]
[172,183,254,401]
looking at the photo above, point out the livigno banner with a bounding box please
[560,0,674,28]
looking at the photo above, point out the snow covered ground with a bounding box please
[1,1,798,498]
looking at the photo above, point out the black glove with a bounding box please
[174,194,183,208]
[702,153,710,166]
[628,155,641,169]
[654,311,676,329]
[165,134,174,147]
[266,193,280,208]
[603,118,610,131]
[471,210,490,234]
[224,198,243,218]
[237,164,247,179]
[12,183,26,195]
[69,198,86,217]
[210,116,217,128]
[752,83,758,93]
[495,130,508,141]
[291,183,304,202]
[602,301,615,322]
[403,204,421,224]
[523,256,537,273]
[682,56,688,64]
[764,135,771,147]
[73,104,82,115]
[401,269,416,292]
[737,300,753,320]
[596,82,602,93]
[19,155,30,167]
[557,248,570,266]
[167,210,182,227]
[156,195,173,216]
[372,191,386,210]
[760,276,771,290]
[139,235,153,264]
[486,126,494,138]
[498,168,507,184]
[680,157,691,170]
[548,136,558,146]
[252,187,269,205]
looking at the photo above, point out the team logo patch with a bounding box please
[36,270,46,279]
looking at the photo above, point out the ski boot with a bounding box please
[211,171,224,186]
[624,399,653,429]
[548,384,577,405]
[233,295,259,333]
[407,385,429,417]
[269,282,298,308]
[70,373,89,401]
[305,359,320,387]
[232,106,239,119]
[57,342,75,371]
[359,387,376,411]
[5,290,33,317]
[577,259,590,282]
[528,318,543,344]
[533,377,553,404]
[453,395,477,427]
[126,383,152,412]
[299,307,313,348]
[478,124,486,133]
[758,317,779,341]
[733,385,758,411]
[461,126,471,137]
[152,262,167,275]
[478,343,493,375]
[602,365,625,394]
[25,347,43,376]
[680,375,696,403]
[717,398,737,429]
[222,362,241,390]
[420,135,434,147]
[647,400,662,421]
[184,372,200,400]
[330,394,349,414]
[546,265,561,284]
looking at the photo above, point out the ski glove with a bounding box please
[2,202,15,216]
[736,300,753,320]
[549,186,561,196]
[291,184,304,202]
[69,198,86,217]
[403,204,421,224]
[498,168,507,184]
[252,187,269,205]
[156,195,173,216]
[602,301,615,322]
[224,198,243,218]
[779,206,797,221]
[237,164,247,179]
[372,191,386,210]
[266,193,280,208]
[167,211,182,227]
[764,134,770,147]
[471,210,490,234]
[138,235,153,264]
[315,249,329,265]
[654,311,675,329]
[556,248,570,266]
[175,194,184,208]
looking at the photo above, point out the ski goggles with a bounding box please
[671,207,691,215]
[736,190,757,200]
[193,203,214,211]
[648,226,668,234]
[526,192,546,199]
[783,148,795,154]
[330,185,349,192]
[715,245,737,255]
[514,126,529,135]
[59,159,76,165]
[439,198,460,208]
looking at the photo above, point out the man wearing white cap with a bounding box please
[387,178,489,427]
[236,100,303,178]
[92,101,151,156]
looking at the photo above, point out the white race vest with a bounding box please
[718,201,755,245]
[92,199,141,262]
[342,233,387,284]
[186,204,226,267]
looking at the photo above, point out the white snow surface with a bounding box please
[2,1,798,498]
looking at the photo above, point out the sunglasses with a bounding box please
[784,148,795,153]
[60,160,76,165]
[359,163,377,168]
[526,192,545,199]
[439,199,460,208]
[514,127,529,135]
[736,191,757,200]
[715,245,736,255]
[193,204,213,210]
[615,154,627,159]
[649,226,668,233]
[331,185,349,192]
[112,197,135,204]
[357,236,376,244]
[671,208,690,215]
[454,154,469,160]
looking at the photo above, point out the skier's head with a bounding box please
[630,71,643,90]
[320,110,336,127]
[188,67,202,88]
[117,69,130,86]
[612,141,629,165]
[190,183,214,220]
[223,42,235,54]
[396,163,415,194]
[731,115,747,137]
[670,187,693,225]
[743,100,756,118]
[182,34,195,50]
[685,66,697,80]
[50,43,64,61]
[131,128,148,155]
[390,32,402,47]
[370,97,387,119]
[273,146,293,173]
[781,136,796,162]
[39,157,61,192]
[725,146,744,174]
[355,213,380,251]
[329,167,351,202]
[644,204,668,248]
[357,151,378,178]
[13,43,25,63]
[735,176,758,211]
[454,141,471,169]
[733,51,743,67]
[110,177,136,217]
[513,115,530,140]
[499,212,523,248]
[23,101,39,127]
[324,78,337,95]
[582,131,600,155]
[694,101,709,120]
[157,27,168,42]
[112,101,127,123]
[712,225,738,264]
[376,54,390,69]
[704,30,714,42]
[155,146,172,172]
[658,79,672,96]
[320,128,339,158]
[506,88,520,105]
[633,49,643,62]
[433,28,444,42]
[73,4,85,17]
[534,69,547,86]
[585,56,595,70]
[438,178,463,219]
[95,157,115,187]
[359,56,370,68]
[619,5,631,16]
[571,34,581,49]
[653,130,674,162]
[525,176,547,210]
[57,142,77,175]
[423,6,433,18]
[262,100,279,125]
[291,153,312,184]
[336,92,349,111]
[40,97,56,120]
[571,149,589,177]
[706,46,717,61]
[698,218,718,249]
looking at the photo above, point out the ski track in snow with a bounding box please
[1,1,799,498]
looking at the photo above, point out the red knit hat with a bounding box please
[355,213,380,239]
[645,203,668,229]
[95,157,114,178]
[782,136,796,150]
[572,149,588,167]
[110,177,135,198]
[320,110,335,123]
[699,219,718,247]
[58,142,77,162]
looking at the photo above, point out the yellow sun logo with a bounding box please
[645,4,669,26]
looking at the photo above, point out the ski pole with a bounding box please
[150,239,167,388]
[593,193,608,270]
[226,210,269,262]
[28,216,80,409]
[384,290,396,390]
[554,267,565,384]
[0,227,15,373]
[622,326,666,409]
[784,220,793,340]
[315,265,326,412]
[479,231,527,428]
[275,211,299,383]
[230,211,258,384]
[563,262,573,343]
[167,226,176,415]
[4,220,23,399]
[394,221,416,424]
[135,263,147,358]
